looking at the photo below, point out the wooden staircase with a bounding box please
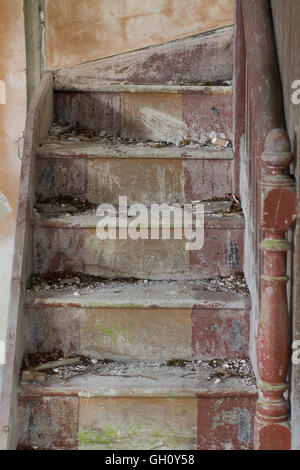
[0,28,258,450]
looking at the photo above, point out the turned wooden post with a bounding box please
[255,129,297,450]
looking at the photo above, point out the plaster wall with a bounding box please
[0,0,27,353]
[45,0,234,69]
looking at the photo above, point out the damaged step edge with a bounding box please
[54,83,233,95]
[36,142,235,160]
[31,213,245,229]
[18,363,257,399]
[25,280,251,310]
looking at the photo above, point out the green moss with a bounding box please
[79,425,141,449]
[260,239,289,250]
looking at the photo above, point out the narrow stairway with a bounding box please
[17,32,257,450]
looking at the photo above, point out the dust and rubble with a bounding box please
[200,272,249,295]
[33,194,243,218]
[177,80,232,87]
[35,195,97,216]
[21,351,256,389]
[47,121,232,149]
[27,272,138,292]
[27,272,250,296]
[191,194,243,216]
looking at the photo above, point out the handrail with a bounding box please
[0,72,53,449]
[234,0,294,449]
[257,129,296,449]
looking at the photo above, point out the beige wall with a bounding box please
[45,0,234,70]
[0,0,27,349]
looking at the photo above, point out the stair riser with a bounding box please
[54,91,232,144]
[18,395,256,450]
[36,156,233,205]
[32,224,244,279]
[24,306,250,361]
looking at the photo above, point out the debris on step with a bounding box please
[16,444,41,451]
[202,358,256,387]
[194,194,243,217]
[200,273,250,295]
[34,196,97,216]
[22,350,64,368]
[33,357,82,371]
[27,272,138,292]
[33,196,243,219]
[49,121,78,137]
[20,353,256,389]
[46,122,231,150]
[26,272,250,296]
[165,359,187,368]
[21,371,46,383]
[177,80,232,86]
[211,137,230,147]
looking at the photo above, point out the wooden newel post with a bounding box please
[255,129,297,450]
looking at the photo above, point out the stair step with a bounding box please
[31,211,244,280]
[36,142,234,204]
[18,360,257,450]
[53,84,232,145]
[25,278,250,361]
[54,83,232,94]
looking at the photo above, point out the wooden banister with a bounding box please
[234,1,295,449]
[256,129,296,449]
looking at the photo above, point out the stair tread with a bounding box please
[34,200,236,217]
[37,140,234,160]
[26,278,251,309]
[32,201,244,228]
[32,214,244,229]
[19,360,257,398]
[54,82,233,94]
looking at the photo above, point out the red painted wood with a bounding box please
[191,306,250,360]
[255,129,296,450]
[197,397,256,450]
[235,1,291,448]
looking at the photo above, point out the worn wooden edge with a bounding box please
[0,72,54,450]
[24,291,251,311]
[54,83,233,94]
[36,143,234,161]
[18,386,258,399]
[30,213,245,230]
